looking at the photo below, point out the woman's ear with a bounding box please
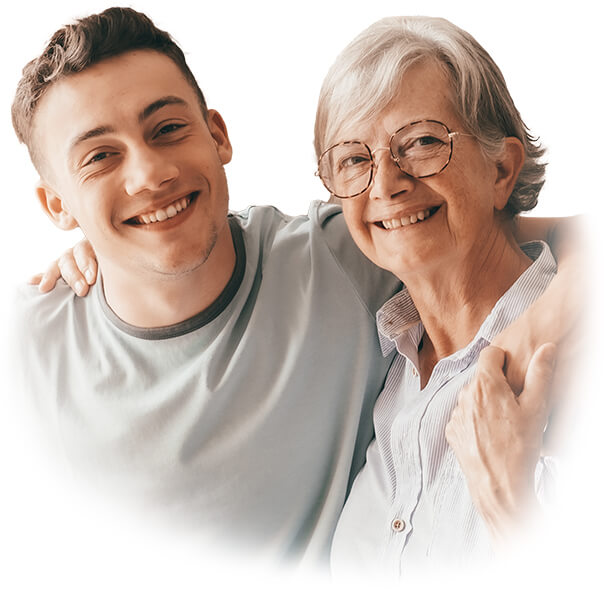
[36,183,79,230]
[493,137,525,211]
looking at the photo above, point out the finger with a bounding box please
[444,416,458,448]
[57,252,89,297]
[472,345,511,404]
[455,382,473,405]
[28,273,43,286]
[519,342,557,413]
[445,405,466,445]
[73,239,98,285]
[37,260,63,293]
[477,345,507,377]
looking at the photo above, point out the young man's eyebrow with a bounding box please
[69,125,115,153]
[139,96,188,123]
[68,96,189,155]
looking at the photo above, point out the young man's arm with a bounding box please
[32,215,584,385]
[445,216,585,542]
[493,214,584,393]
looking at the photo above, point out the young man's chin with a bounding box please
[148,241,219,279]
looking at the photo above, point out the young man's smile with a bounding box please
[34,49,234,282]
[124,191,197,227]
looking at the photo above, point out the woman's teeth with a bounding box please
[137,196,191,225]
[381,208,433,229]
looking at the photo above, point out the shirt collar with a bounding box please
[376,240,557,358]
[376,288,421,357]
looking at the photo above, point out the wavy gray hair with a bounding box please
[314,16,546,215]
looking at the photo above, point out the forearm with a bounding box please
[514,214,584,256]
[476,479,542,545]
[494,216,585,393]
[516,250,581,341]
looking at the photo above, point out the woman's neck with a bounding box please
[403,229,532,387]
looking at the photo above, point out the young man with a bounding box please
[10,7,574,569]
[10,7,401,566]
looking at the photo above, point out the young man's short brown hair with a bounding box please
[12,6,208,172]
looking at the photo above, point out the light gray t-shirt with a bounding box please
[12,201,401,566]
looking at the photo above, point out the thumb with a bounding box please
[519,342,557,413]
[476,344,507,376]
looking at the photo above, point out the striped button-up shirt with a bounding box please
[331,241,557,578]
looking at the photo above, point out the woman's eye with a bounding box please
[416,135,441,146]
[340,155,369,169]
[397,135,445,158]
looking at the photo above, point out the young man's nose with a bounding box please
[368,149,415,201]
[123,145,179,196]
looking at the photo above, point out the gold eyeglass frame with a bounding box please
[316,119,470,199]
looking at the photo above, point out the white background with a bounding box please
[1,0,601,590]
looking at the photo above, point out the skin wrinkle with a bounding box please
[449,348,550,541]
[34,50,236,328]
[340,49,551,539]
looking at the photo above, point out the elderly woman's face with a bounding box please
[338,60,507,280]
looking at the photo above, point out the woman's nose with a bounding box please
[368,148,415,200]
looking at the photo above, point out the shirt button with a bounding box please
[391,518,406,532]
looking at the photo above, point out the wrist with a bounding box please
[476,479,540,543]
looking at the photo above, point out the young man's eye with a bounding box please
[156,123,186,137]
[85,151,112,166]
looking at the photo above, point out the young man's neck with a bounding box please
[98,225,236,329]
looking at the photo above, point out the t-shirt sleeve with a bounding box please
[311,201,402,317]
[9,281,76,418]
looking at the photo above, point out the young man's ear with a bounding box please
[206,109,233,165]
[36,183,79,230]
[493,137,525,211]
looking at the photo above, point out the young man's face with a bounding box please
[33,50,233,280]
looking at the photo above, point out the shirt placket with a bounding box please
[383,355,475,576]
[381,360,426,575]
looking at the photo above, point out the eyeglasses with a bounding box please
[316,119,470,199]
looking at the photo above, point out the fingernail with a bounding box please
[85,269,95,283]
[75,280,85,295]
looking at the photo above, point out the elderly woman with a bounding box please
[315,16,561,573]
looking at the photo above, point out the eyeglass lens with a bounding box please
[318,120,453,198]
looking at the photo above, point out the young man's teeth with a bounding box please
[381,208,432,230]
[138,197,190,225]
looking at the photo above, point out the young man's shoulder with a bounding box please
[13,280,91,337]
[231,201,401,315]
[229,200,341,237]
[230,200,362,262]
[16,278,75,308]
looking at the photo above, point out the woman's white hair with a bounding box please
[314,16,546,215]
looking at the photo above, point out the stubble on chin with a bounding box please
[149,222,220,278]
